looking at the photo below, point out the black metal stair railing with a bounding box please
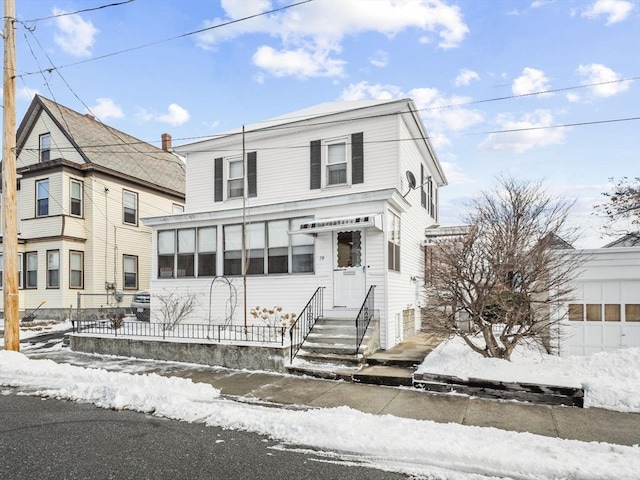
[289,287,324,362]
[355,285,375,355]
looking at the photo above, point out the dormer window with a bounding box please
[40,133,51,162]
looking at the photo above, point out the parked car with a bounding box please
[131,290,150,321]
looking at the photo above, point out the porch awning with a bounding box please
[290,214,382,234]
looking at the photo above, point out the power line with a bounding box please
[16,0,314,78]
[21,0,135,22]
[468,117,640,136]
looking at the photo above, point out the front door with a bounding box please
[333,230,365,308]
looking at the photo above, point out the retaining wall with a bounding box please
[70,335,290,372]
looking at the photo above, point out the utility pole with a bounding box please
[2,0,19,351]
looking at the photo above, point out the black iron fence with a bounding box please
[289,287,324,362]
[73,320,287,345]
[355,285,375,355]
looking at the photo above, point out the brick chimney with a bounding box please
[161,133,172,152]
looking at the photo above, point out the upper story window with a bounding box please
[214,152,257,202]
[310,132,363,190]
[123,190,138,225]
[227,159,243,198]
[40,133,51,162]
[36,179,49,217]
[326,141,347,186]
[70,179,83,217]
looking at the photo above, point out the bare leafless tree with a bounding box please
[595,176,640,235]
[423,177,584,360]
[154,289,198,330]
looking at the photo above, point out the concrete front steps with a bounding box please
[288,331,444,387]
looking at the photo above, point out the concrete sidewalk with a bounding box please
[27,347,640,447]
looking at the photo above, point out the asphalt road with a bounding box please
[0,390,410,480]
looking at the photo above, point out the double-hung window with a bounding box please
[47,250,60,288]
[40,133,51,162]
[177,229,195,277]
[197,227,216,277]
[123,190,138,225]
[291,218,314,273]
[246,223,265,275]
[70,179,83,216]
[388,212,400,272]
[158,230,176,278]
[223,224,242,275]
[123,255,138,289]
[36,179,49,217]
[227,159,244,199]
[26,252,37,288]
[268,220,289,274]
[326,141,347,186]
[70,251,83,288]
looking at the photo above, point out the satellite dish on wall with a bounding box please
[406,170,417,189]
[403,171,417,198]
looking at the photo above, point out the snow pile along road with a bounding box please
[1,351,638,480]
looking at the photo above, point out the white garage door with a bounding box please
[562,280,640,356]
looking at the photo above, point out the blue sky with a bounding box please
[8,0,640,247]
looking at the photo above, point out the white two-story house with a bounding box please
[144,98,446,354]
[1,95,185,320]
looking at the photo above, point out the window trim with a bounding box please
[36,178,49,217]
[39,133,51,162]
[123,254,138,290]
[70,179,83,217]
[227,157,244,199]
[123,190,138,226]
[46,249,60,289]
[25,251,38,289]
[324,137,349,187]
[69,250,84,289]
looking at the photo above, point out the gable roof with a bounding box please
[16,95,185,196]
[603,232,640,248]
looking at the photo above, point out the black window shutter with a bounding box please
[214,157,223,202]
[310,140,321,190]
[420,164,427,209]
[247,151,257,198]
[351,132,364,184]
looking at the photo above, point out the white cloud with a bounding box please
[582,0,634,24]
[479,109,566,154]
[454,69,479,87]
[410,87,484,132]
[566,92,581,102]
[252,46,346,78]
[157,104,190,126]
[138,104,190,126]
[17,86,39,101]
[338,82,483,149]
[339,81,403,101]
[88,98,124,120]
[512,67,551,96]
[197,0,469,78]
[369,50,389,68]
[530,0,555,8]
[52,8,98,57]
[577,63,631,97]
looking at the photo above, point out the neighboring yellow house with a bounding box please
[0,95,185,320]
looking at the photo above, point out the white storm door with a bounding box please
[333,230,365,308]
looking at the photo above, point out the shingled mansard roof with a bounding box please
[15,95,185,196]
